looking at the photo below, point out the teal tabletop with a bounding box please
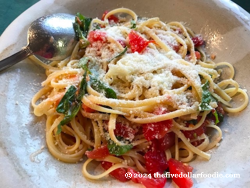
[0,0,38,35]
[0,0,250,35]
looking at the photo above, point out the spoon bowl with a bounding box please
[0,13,77,72]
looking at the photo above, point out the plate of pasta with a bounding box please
[0,0,250,188]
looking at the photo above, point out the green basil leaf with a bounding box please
[57,115,71,134]
[107,139,133,156]
[73,22,84,40]
[56,122,63,135]
[104,88,117,99]
[199,80,216,111]
[73,22,89,48]
[56,86,77,114]
[74,13,92,44]
[56,71,89,134]
[78,57,91,73]
[130,19,136,29]
[90,76,117,99]
[108,47,127,62]
[212,109,219,124]
[77,57,91,101]
[82,17,92,37]
[75,13,92,38]
[77,72,88,101]
[79,38,90,49]
[57,102,81,134]
[93,23,101,30]
[76,12,85,22]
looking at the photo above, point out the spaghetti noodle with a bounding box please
[31,8,248,188]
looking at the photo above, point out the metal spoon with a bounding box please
[0,13,77,72]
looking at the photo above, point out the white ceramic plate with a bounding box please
[0,0,250,187]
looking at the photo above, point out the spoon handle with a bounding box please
[0,47,33,72]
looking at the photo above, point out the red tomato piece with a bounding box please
[139,178,167,188]
[101,161,129,182]
[101,10,119,23]
[182,162,193,173]
[191,139,205,147]
[127,168,140,183]
[158,132,175,151]
[175,28,182,34]
[82,103,96,113]
[127,168,167,188]
[143,118,173,141]
[167,42,180,52]
[114,122,136,140]
[144,150,168,174]
[214,103,225,123]
[182,120,208,140]
[88,30,107,43]
[168,158,193,188]
[195,51,201,60]
[206,103,225,125]
[143,107,173,141]
[191,35,204,47]
[139,176,167,188]
[101,161,112,169]
[150,132,175,153]
[117,39,127,47]
[103,121,136,140]
[128,30,155,53]
[172,44,180,53]
[216,102,225,116]
[85,145,109,159]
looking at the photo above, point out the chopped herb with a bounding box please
[93,23,101,30]
[199,80,216,111]
[108,47,127,62]
[218,111,224,122]
[76,12,85,24]
[77,71,88,101]
[73,13,92,48]
[56,60,89,134]
[78,57,91,74]
[73,23,90,48]
[130,19,136,29]
[80,57,116,99]
[212,109,220,124]
[87,147,93,151]
[56,57,117,133]
[75,13,92,38]
[79,38,90,48]
[57,102,81,134]
[188,119,197,125]
[56,86,77,114]
[78,57,92,101]
[90,76,117,99]
[193,133,197,138]
[107,139,133,156]
[73,23,84,40]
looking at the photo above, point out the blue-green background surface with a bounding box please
[0,0,249,35]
